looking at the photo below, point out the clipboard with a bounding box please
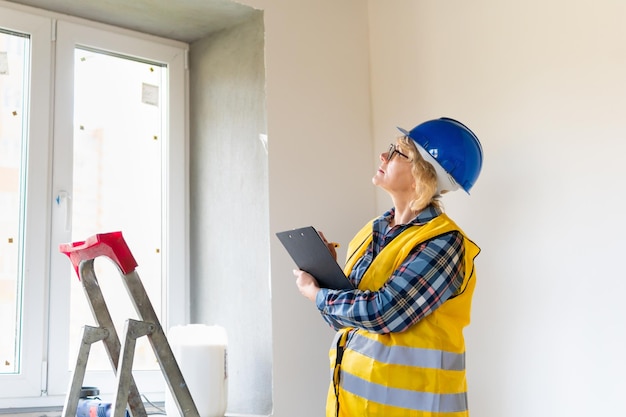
[276,226,354,290]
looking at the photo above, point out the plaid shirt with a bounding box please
[315,205,465,333]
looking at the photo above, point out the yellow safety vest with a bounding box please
[326,213,480,417]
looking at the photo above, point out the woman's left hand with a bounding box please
[294,269,320,302]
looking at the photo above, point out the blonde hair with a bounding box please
[397,135,443,212]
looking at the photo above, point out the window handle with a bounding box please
[55,190,72,232]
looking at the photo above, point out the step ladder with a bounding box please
[59,231,199,417]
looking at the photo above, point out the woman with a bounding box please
[294,118,483,417]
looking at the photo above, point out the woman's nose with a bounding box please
[380,151,389,162]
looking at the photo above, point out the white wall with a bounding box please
[209,0,626,415]
[369,1,626,416]
[188,13,272,415]
[235,1,375,416]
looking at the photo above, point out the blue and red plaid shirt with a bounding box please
[315,205,465,334]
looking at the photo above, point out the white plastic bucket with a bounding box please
[165,324,228,417]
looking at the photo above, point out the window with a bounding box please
[0,7,52,401]
[0,5,188,407]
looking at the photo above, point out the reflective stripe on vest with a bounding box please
[348,332,465,371]
[341,372,468,413]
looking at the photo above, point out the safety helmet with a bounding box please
[397,117,483,194]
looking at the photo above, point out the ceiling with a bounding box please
[5,0,259,43]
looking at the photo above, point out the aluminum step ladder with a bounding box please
[59,231,199,417]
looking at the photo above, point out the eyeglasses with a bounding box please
[386,143,409,162]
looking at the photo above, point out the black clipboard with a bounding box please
[276,226,354,290]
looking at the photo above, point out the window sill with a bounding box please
[0,406,269,417]
[0,404,163,416]
[0,407,61,417]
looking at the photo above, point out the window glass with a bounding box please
[68,47,164,371]
[0,29,29,375]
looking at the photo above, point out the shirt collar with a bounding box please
[380,204,442,228]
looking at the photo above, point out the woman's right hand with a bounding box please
[318,231,338,261]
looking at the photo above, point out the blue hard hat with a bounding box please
[398,117,483,194]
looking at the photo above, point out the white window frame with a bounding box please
[0,3,189,408]
[0,5,52,401]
